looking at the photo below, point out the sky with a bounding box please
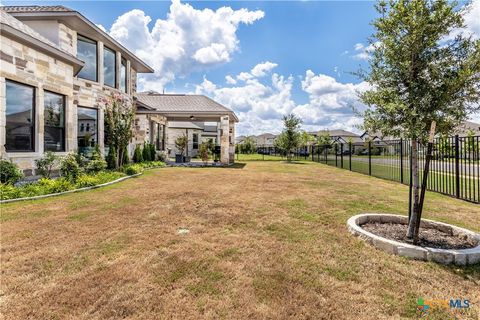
[3,0,480,136]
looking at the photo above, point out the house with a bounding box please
[454,121,480,137]
[0,6,153,174]
[255,133,277,146]
[135,92,238,163]
[310,129,363,145]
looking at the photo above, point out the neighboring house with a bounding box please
[255,133,277,146]
[136,93,238,163]
[311,129,363,145]
[0,6,154,174]
[454,121,480,137]
[235,135,246,144]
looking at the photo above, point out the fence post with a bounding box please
[349,142,352,171]
[368,140,372,175]
[340,143,344,168]
[455,135,460,198]
[400,138,404,184]
[335,144,338,167]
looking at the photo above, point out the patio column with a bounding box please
[220,115,230,164]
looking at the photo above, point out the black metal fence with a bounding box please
[311,136,480,203]
[239,135,480,203]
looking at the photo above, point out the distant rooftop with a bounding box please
[137,92,238,121]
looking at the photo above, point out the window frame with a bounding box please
[5,79,36,153]
[43,90,66,152]
[77,106,99,148]
[103,45,117,88]
[193,133,199,150]
[77,34,98,82]
[120,57,127,93]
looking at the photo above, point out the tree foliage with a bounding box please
[359,0,480,142]
[101,94,136,169]
[275,114,303,161]
[358,0,480,241]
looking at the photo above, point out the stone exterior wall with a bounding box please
[0,19,143,173]
[0,34,75,173]
[166,127,203,158]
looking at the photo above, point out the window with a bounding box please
[120,58,127,93]
[77,107,98,148]
[193,133,199,150]
[77,35,98,81]
[5,80,35,152]
[156,124,165,151]
[44,91,66,152]
[104,46,116,87]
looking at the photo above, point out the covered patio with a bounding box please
[136,92,238,164]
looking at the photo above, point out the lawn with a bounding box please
[1,161,479,319]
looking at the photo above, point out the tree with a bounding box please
[101,93,136,169]
[175,134,188,156]
[199,142,210,164]
[359,0,480,242]
[241,136,257,154]
[275,114,303,162]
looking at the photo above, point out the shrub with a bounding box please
[106,146,117,169]
[123,164,143,175]
[35,152,59,178]
[75,175,100,188]
[94,171,125,184]
[133,145,143,163]
[142,143,151,162]
[86,158,107,174]
[60,153,82,183]
[38,178,73,194]
[122,147,130,165]
[149,143,156,161]
[0,160,23,184]
[0,183,21,200]
[199,142,210,164]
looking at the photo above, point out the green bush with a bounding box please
[123,164,144,175]
[133,145,143,163]
[38,178,73,194]
[94,171,125,183]
[75,175,100,188]
[149,143,156,161]
[60,153,82,183]
[142,143,151,162]
[86,158,107,174]
[106,145,117,169]
[0,160,24,184]
[0,183,21,200]
[35,152,59,179]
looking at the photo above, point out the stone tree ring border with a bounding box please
[347,213,480,266]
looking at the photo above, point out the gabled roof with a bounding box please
[315,129,359,137]
[0,10,84,73]
[136,93,239,122]
[455,121,480,136]
[256,133,277,139]
[3,5,153,73]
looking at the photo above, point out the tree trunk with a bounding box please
[406,138,420,241]
[117,146,122,168]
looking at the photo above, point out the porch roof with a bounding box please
[136,92,239,122]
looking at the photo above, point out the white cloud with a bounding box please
[291,70,369,131]
[237,72,254,81]
[107,0,264,90]
[96,24,106,32]
[194,65,368,135]
[225,75,237,85]
[251,61,278,77]
[351,42,376,60]
[447,0,480,40]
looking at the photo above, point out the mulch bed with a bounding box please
[362,222,478,250]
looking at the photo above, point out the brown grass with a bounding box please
[1,161,479,319]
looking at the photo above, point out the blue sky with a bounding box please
[4,0,479,135]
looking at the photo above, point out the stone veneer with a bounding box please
[0,33,74,174]
[1,20,142,174]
